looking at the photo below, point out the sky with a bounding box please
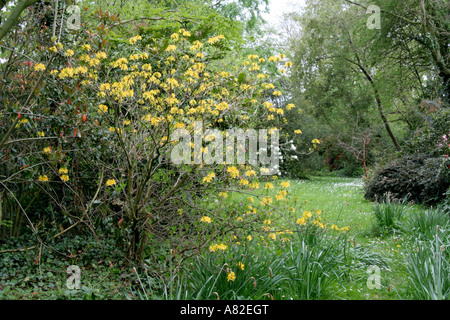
[262,0,306,27]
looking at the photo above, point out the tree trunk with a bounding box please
[0,0,40,41]
[357,63,402,151]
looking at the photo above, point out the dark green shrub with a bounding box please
[364,154,449,205]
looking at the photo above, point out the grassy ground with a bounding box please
[264,176,410,300]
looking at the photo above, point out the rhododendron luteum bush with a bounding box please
[24,29,346,260]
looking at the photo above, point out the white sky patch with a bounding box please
[262,0,305,28]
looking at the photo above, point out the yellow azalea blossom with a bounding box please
[237,262,245,270]
[202,172,216,183]
[105,179,116,186]
[58,167,68,174]
[249,181,259,189]
[296,217,306,225]
[166,44,177,52]
[218,192,228,198]
[96,51,107,60]
[275,190,287,200]
[60,174,69,182]
[312,139,320,144]
[43,147,51,154]
[261,197,272,206]
[294,129,302,134]
[239,179,249,186]
[246,235,252,241]
[38,175,49,182]
[281,181,290,188]
[245,170,256,177]
[128,35,142,44]
[207,36,222,44]
[200,216,212,223]
[65,49,74,57]
[98,104,108,113]
[37,131,45,137]
[227,166,239,178]
[264,182,274,189]
[286,103,295,110]
[89,58,100,66]
[34,63,46,71]
[268,233,276,240]
[273,90,282,96]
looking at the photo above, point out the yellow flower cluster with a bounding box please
[202,172,216,183]
[264,182,274,189]
[206,34,224,44]
[227,166,239,178]
[34,63,46,71]
[189,40,203,51]
[295,210,350,232]
[281,181,290,188]
[261,197,272,206]
[98,104,108,113]
[200,216,212,223]
[209,243,227,252]
[227,271,236,282]
[57,66,88,79]
[128,35,142,44]
[106,179,116,186]
[275,190,287,201]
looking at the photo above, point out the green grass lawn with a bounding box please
[269,176,410,300]
[285,176,374,236]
